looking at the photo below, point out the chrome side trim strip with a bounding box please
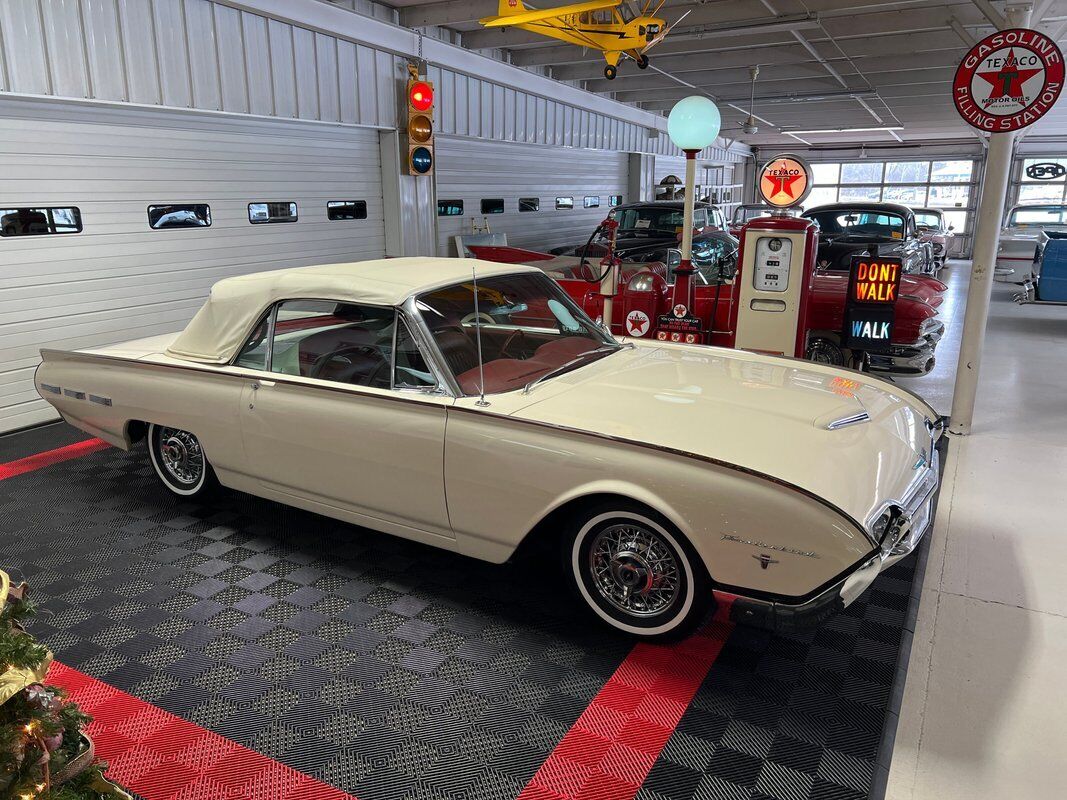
[63,389,86,400]
[40,383,61,395]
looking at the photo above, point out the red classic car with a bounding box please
[469,239,946,376]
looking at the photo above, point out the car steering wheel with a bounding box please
[498,327,527,359]
[309,344,382,381]
[461,312,495,326]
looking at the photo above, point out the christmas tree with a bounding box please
[0,570,129,800]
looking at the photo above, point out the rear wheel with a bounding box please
[565,502,711,640]
[806,336,845,366]
[148,423,218,498]
[604,65,617,80]
[637,54,649,69]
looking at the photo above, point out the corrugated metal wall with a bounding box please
[0,0,743,159]
[434,137,628,255]
[0,98,386,432]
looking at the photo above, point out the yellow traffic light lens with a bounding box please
[410,114,433,143]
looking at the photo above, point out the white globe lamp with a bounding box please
[666,96,721,315]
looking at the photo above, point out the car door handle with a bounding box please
[251,379,276,389]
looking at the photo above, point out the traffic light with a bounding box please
[406,77,434,176]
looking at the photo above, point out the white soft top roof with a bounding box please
[167,257,538,364]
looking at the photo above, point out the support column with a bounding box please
[949,4,1033,435]
[672,150,698,312]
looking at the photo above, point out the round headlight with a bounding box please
[628,274,656,293]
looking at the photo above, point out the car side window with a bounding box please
[269,300,395,388]
[234,315,271,370]
[692,238,737,284]
[394,318,436,389]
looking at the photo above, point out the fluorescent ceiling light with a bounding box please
[784,126,905,134]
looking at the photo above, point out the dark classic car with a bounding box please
[802,202,933,275]
[548,200,723,260]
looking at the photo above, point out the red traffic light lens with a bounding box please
[409,81,434,112]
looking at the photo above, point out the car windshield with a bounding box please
[732,206,773,225]
[1008,206,1067,226]
[806,209,906,240]
[615,206,686,235]
[417,272,618,396]
[914,211,942,228]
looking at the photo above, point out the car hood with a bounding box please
[507,343,934,529]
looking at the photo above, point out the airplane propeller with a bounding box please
[641,7,691,53]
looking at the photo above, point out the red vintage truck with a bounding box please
[469,238,946,376]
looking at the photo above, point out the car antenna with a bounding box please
[472,266,489,407]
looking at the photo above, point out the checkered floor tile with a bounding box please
[1,424,936,800]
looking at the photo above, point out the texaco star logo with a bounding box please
[954,29,1064,132]
[673,304,687,318]
[758,154,811,208]
[625,309,650,337]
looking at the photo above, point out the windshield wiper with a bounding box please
[521,344,627,395]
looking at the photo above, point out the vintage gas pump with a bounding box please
[732,153,818,358]
[596,216,622,331]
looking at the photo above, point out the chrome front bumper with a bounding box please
[731,448,939,633]
[867,340,938,376]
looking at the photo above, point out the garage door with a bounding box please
[434,137,628,256]
[0,99,386,433]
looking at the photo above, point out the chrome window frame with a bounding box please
[229,298,452,397]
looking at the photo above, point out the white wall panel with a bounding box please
[0,98,386,433]
[337,38,358,124]
[213,3,248,112]
[316,32,339,123]
[41,0,90,99]
[435,137,627,256]
[118,0,160,103]
[292,26,318,120]
[82,0,126,101]
[2,0,52,96]
[241,10,272,115]
[153,0,192,108]
[268,18,296,118]
[185,0,222,111]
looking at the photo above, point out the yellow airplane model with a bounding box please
[479,0,688,80]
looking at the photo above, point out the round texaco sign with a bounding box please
[758,153,812,209]
[953,28,1064,132]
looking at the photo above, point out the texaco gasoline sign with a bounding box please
[758,153,812,209]
[953,28,1064,132]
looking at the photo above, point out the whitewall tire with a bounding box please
[148,423,218,499]
[566,504,712,640]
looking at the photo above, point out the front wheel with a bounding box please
[604,64,617,80]
[148,423,218,498]
[565,503,711,640]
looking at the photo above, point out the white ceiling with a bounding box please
[369,0,1067,147]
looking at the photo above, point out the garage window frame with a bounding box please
[438,199,464,217]
[555,197,574,210]
[0,206,83,236]
[327,200,368,221]
[249,202,298,224]
[147,204,211,230]
[481,198,505,215]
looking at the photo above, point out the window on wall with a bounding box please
[481,199,505,214]
[249,202,297,224]
[148,204,211,229]
[438,199,464,216]
[0,206,82,236]
[1016,157,1067,205]
[328,201,367,220]
[801,158,977,233]
[610,195,623,207]
[519,198,540,212]
[556,197,574,210]
[584,196,601,208]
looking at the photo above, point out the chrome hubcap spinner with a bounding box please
[158,428,204,485]
[589,523,680,617]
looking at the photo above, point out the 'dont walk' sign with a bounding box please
[844,256,903,351]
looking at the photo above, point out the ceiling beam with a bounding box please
[400,0,497,28]
[970,0,1007,29]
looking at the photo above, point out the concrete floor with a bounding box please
[887,262,1067,799]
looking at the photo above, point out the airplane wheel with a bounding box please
[637,54,649,69]
[604,65,617,80]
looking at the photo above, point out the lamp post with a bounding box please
[667,96,722,315]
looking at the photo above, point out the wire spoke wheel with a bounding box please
[588,522,680,617]
[157,428,205,486]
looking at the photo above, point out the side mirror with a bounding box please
[666,248,682,269]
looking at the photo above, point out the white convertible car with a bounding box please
[35,258,942,639]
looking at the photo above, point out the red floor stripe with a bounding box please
[47,662,357,800]
[518,605,735,800]
[0,437,109,480]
